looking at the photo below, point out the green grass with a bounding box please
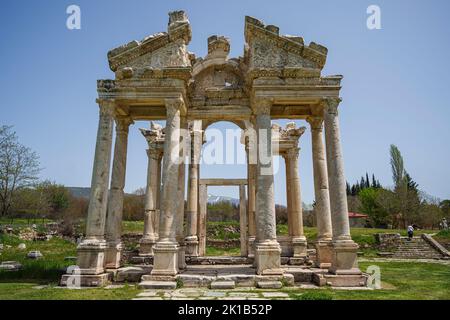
[284,261,450,300]
[0,283,140,300]
[0,234,76,282]
[434,229,450,241]
[205,246,241,256]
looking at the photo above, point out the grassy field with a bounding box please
[1,219,449,300]
[0,260,448,300]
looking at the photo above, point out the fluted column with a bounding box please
[104,117,133,269]
[254,99,282,275]
[323,98,360,275]
[72,99,115,284]
[139,148,161,256]
[185,121,202,257]
[151,98,183,276]
[307,117,333,268]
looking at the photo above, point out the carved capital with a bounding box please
[284,147,300,161]
[322,97,342,116]
[253,98,273,115]
[306,116,324,131]
[115,117,133,135]
[97,99,115,117]
[165,97,184,117]
[147,148,161,161]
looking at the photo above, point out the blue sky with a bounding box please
[1,0,449,205]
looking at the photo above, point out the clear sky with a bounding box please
[1,0,449,205]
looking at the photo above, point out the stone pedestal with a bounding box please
[329,241,361,275]
[185,237,199,257]
[152,242,179,276]
[255,241,283,275]
[292,237,307,258]
[178,244,187,270]
[139,237,157,256]
[315,239,333,269]
[104,241,123,270]
[248,236,256,258]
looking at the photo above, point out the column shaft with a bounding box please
[140,149,160,256]
[198,184,208,256]
[104,117,131,269]
[77,99,115,275]
[323,98,360,274]
[151,98,183,276]
[308,117,334,268]
[185,123,202,256]
[286,149,307,258]
[239,185,248,257]
[254,100,282,275]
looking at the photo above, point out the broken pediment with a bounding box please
[244,16,328,71]
[107,11,192,73]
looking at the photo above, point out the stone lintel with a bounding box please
[199,179,247,186]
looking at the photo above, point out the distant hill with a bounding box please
[67,187,310,209]
[208,194,240,206]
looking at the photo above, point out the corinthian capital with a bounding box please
[306,116,324,131]
[97,99,115,117]
[115,117,133,135]
[284,147,300,161]
[165,97,184,117]
[322,97,342,115]
[146,148,161,161]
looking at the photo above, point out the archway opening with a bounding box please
[200,121,247,257]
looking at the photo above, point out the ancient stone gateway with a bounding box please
[61,11,367,288]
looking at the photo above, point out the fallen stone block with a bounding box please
[256,281,282,289]
[210,280,235,289]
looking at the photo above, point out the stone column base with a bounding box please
[178,244,186,270]
[60,238,109,287]
[315,239,333,269]
[329,240,361,275]
[76,238,107,275]
[292,237,307,258]
[247,236,256,258]
[255,241,283,275]
[184,237,199,257]
[151,241,179,276]
[139,237,157,256]
[104,241,123,269]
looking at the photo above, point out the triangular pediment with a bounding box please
[107,11,192,72]
[244,16,328,71]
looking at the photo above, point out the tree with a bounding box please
[0,125,41,216]
[358,187,388,228]
[390,144,404,188]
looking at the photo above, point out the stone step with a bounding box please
[256,281,283,289]
[138,281,177,290]
[210,281,235,289]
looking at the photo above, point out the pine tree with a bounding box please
[365,173,370,188]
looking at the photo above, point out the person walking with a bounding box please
[407,225,414,241]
